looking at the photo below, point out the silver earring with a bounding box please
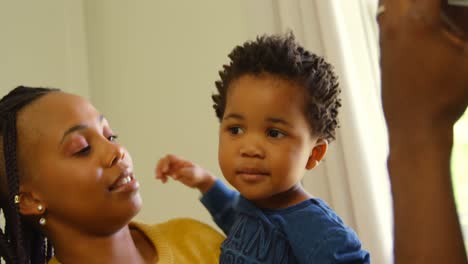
[37,204,44,212]
[39,217,46,226]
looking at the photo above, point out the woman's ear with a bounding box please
[17,186,44,217]
[306,139,328,170]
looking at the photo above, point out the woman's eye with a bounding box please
[75,146,91,156]
[108,135,118,142]
[267,129,286,138]
[228,126,244,135]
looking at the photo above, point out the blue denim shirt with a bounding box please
[201,180,370,264]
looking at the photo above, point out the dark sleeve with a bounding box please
[304,228,370,264]
[200,179,240,235]
[280,205,370,263]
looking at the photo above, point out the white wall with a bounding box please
[0,0,89,97]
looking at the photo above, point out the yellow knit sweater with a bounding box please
[48,218,224,263]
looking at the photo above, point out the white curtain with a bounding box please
[241,1,392,263]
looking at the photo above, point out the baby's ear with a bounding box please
[305,139,328,170]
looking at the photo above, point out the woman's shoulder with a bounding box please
[132,218,224,263]
[133,217,223,236]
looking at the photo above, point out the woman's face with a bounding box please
[17,92,142,235]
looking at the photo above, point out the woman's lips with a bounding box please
[109,171,138,192]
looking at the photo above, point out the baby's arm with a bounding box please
[155,154,239,235]
[155,154,216,193]
[280,201,369,263]
[200,179,239,235]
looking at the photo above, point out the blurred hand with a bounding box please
[378,0,468,132]
[155,154,216,193]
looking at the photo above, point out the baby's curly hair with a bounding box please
[212,33,341,141]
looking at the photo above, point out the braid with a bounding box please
[3,113,27,263]
[46,239,53,260]
[0,227,15,263]
[0,86,59,264]
[30,231,45,264]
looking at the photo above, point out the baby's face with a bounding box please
[218,74,320,208]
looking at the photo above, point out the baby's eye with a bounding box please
[267,129,286,139]
[108,135,118,142]
[228,126,244,135]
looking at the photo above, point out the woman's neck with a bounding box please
[48,223,156,264]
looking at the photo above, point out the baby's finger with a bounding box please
[154,170,168,183]
[161,174,169,183]
[167,154,195,168]
[155,156,171,178]
[171,174,182,181]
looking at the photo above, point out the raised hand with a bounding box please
[155,154,216,193]
[379,0,468,133]
[378,0,468,263]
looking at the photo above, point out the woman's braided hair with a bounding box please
[0,86,59,264]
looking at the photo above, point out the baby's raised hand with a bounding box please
[155,154,216,193]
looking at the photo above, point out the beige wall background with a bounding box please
[0,0,333,229]
[0,0,89,98]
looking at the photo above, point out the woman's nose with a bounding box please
[106,143,125,167]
